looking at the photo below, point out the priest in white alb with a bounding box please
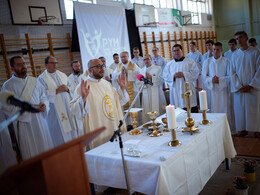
[112,51,142,111]
[140,54,166,123]
[202,42,232,125]
[38,56,78,147]
[68,60,82,95]
[70,59,129,149]
[163,44,199,112]
[1,56,53,160]
[230,31,260,136]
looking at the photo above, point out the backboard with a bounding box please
[8,0,63,25]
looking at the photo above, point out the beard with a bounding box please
[93,71,103,80]
[73,70,80,75]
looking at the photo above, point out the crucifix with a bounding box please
[181,82,199,135]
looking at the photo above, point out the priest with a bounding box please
[230,31,260,136]
[112,51,142,111]
[140,54,166,123]
[38,56,78,147]
[163,44,199,112]
[1,56,53,160]
[70,59,129,149]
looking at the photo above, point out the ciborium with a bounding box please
[129,112,143,135]
[147,111,163,137]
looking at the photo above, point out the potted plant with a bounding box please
[233,176,248,195]
[243,160,256,182]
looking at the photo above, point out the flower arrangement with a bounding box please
[244,160,256,173]
[233,176,247,189]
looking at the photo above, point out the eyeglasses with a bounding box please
[90,64,105,69]
[48,62,58,65]
[152,50,158,52]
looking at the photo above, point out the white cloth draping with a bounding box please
[85,113,236,195]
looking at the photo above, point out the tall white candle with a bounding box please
[199,90,208,110]
[166,105,177,129]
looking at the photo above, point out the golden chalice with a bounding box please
[129,112,143,135]
[147,111,163,137]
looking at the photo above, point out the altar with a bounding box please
[85,112,236,195]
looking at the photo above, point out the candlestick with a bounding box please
[199,90,208,110]
[166,105,177,129]
[200,110,211,125]
[168,128,181,147]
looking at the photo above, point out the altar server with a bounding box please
[224,38,238,61]
[202,42,230,116]
[230,31,260,135]
[141,54,166,123]
[163,44,199,112]
[38,56,78,147]
[202,40,214,64]
[1,56,53,160]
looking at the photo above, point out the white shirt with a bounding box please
[152,55,167,71]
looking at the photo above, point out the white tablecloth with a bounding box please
[85,113,237,195]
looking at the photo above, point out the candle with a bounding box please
[199,90,208,110]
[166,105,177,129]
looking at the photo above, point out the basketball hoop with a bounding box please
[38,16,56,25]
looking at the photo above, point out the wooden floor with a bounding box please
[232,137,260,157]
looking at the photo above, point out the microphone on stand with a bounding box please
[0,91,40,113]
[136,74,153,86]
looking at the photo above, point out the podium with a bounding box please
[0,127,105,195]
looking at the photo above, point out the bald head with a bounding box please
[88,59,104,80]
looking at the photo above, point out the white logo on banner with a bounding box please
[81,29,102,58]
[81,29,120,58]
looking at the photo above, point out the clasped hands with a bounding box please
[174,72,184,78]
[239,85,253,93]
[56,84,69,94]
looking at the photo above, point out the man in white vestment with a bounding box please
[38,56,78,147]
[202,40,214,64]
[186,41,203,90]
[140,54,166,123]
[99,57,113,82]
[202,42,232,126]
[70,59,129,149]
[68,60,84,136]
[109,53,120,71]
[224,38,238,61]
[230,31,260,136]
[131,47,144,68]
[0,111,17,174]
[151,46,167,71]
[68,60,82,95]
[163,44,199,112]
[249,38,259,50]
[1,56,53,160]
[112,51,142,111]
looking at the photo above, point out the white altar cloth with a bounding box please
[85,113,236,195]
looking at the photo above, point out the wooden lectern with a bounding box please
[0,127,105,195]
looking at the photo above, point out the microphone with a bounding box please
[136,74,153,86]
[0,91,40,113]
